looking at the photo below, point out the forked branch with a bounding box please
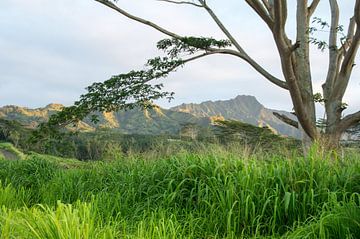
[245,0,274,29]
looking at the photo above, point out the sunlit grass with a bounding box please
[0,145,359,238]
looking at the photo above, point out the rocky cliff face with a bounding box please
[0,95,300,137]
[171,95,300,138]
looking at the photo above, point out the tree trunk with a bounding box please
[300,126,312,156]
[318,132,342,155]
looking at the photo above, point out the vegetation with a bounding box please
[0,143,26,161]
[0,144,359,238]
[213,120,300,152]
[1,117,303,160]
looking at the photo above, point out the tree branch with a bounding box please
[273,112,299,128]
[95,0,288,90]
[338,17,356,56]
[335,0,360,98]
[241,53,289,89]
[157,0,203,8]
[340,0,360,77]
[94,0,182,39]
[308,0,320,17]
[324,0,340,100]
[273,0,289,51]
[265,0,275,18]
[339,110,360,133]
[346,17,357,40]
[197,0,288,90]
[197,0,244,54]
[261,0,271,12]
[245,0,274,29]
[146,51,230,83]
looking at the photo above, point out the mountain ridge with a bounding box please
[0,95,300,137]
[171,95,300,137]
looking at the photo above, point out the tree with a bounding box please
[213,119,300,151]
[44,0,360,150]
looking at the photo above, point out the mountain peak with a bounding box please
[44,103,64,111]
[170,95,300,138]
[234,95,257,100]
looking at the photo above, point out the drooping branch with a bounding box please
[240,54,289,89]
[273,112,299,128]
[338,110,360,133]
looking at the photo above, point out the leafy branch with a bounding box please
[33,37,231,138]
[308,17,346,51]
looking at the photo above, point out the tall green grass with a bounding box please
[0,145,359,238]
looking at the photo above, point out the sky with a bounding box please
[0,0,359,116]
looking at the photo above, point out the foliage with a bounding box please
[0,143,25,160]
[213,120,300,151]
[2,115,301,160]
[157,37,231,58]
[0,119,32,148]
[309,17,346,51]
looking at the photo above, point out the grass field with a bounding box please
[0,144,359,238]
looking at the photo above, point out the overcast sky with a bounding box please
[0,0,359,116]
